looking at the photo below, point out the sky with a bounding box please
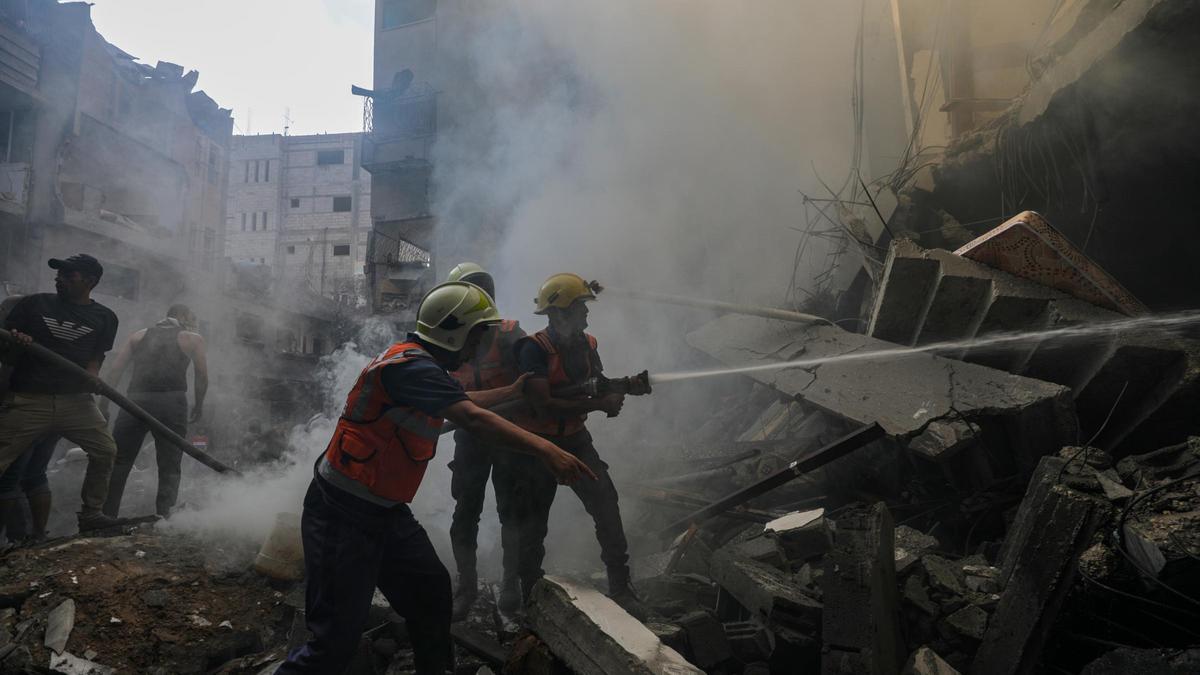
[88,0,375,136]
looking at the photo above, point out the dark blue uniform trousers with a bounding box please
[276,478,452,674]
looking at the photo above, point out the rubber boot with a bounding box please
[607,567,650,621]
[0,497,21,548]
[451,573,478,622]
[26,492,51,543]
[497,571,521,614]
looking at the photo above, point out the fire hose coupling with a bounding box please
[581,370,653,398]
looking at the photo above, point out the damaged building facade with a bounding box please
[0,1,336,461]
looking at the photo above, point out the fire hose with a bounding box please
[441,370,653,435]
[0,328,241,477]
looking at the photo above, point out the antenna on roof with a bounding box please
[246,108,252,135]
[283,108,292,137]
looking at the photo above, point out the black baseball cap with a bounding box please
[48,254,104,279]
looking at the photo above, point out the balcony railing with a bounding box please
[0,162,28,212]
[361,85,436,171]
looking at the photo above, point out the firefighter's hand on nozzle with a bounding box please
[598,393,624,417]
[7,330,32,346]
[543,446,597,485]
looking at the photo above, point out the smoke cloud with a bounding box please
[431,1,864,568]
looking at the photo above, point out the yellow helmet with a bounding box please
[416,281,501,351]
[446,262,494,298]
[534,273,599,315]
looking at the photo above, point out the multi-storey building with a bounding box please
[225,132,372,306]
[0,0,339,454]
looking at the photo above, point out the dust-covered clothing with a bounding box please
[104,391,188,518]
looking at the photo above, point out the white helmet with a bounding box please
[415,281,501,351]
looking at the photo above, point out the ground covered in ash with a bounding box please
[0,526,289,674]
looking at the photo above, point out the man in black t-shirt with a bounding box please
[0,254,123,532]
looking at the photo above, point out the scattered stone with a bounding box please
[902,576,939,617]
[141,589,168,608]
[920,556,965,596]
[942,605,987,642]
[895,526,940,574]
[44,598,76,655]
[1094,472,1134,501]
[723,621,771,665]
[961,566,1000,594]
[1080,646,1200,675]
[646,623,687,655]
[190,614,212,628]
[219,620,234,629]
[526,577,702,675]
[84,649,98,660]
[903,646,961,675]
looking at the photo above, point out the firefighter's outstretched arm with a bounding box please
[440,399,597,485]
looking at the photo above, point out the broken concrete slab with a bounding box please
[942,605,988,642]
[971,481,1110,675]
[526,576,703,675]
[765,508,824,533]
[903,646,961,675]
[44,598,75,655]
[821,502,905,675]
[709,548,822,630]
[687,315,1076,473]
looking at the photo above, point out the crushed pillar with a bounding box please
[971,462,1111,675]
[526,576,702,675]
[821,503,904,675]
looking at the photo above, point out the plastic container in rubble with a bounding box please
[254,512,304,581]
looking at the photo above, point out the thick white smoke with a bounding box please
[430,1,863,570]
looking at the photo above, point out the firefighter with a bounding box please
[444,263,528,618]
[276,281,594,675]
[513,273,648,619]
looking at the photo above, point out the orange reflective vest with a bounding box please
[512,330,599,437]
[321,341,444,504]
[451,319,524,392]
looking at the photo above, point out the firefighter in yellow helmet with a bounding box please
[508,273,648,619]
[277,282,594,675]
[442,263,529,618]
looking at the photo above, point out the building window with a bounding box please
[240,213,247,231]
[290,198,300,208]
[287,245,296,254]
[99,263,140,301]
[332,196,352,212]
[207,147,220,184]
[317,150,345,166]
[252,212,258,230]
[244,161,250,183]
[382,0,436,29]
[314,148,343,164]
[262,211,269,229]
[263,159,270,182]
[333,244,350,256]
[253,160,260,182]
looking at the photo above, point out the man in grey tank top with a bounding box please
[100,304,208,517]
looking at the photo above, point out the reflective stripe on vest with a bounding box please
[511,330,598,436]
[321,341,445,503]
[451,319,522,392]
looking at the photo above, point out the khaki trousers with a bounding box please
[0,393,117,516]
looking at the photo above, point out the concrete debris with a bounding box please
[43,599,75,656]
[48,650,115,675]
[903,646,961,675]
[526,576,703,675]
[709,548,822,630]
[764,508,824,532]
[820,502,904,675]
[675,610,731,669]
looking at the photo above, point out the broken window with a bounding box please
[317,150,345,166]
[333,196,352,212]
[97,263,140,301]
[381,0,436,29]
[333,244,351,256]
